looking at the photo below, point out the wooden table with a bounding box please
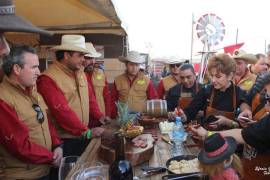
[132,134,200,180]
[78,124,270,180]
[78,124,200,180]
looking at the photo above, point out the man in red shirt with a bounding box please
[0,45,62,180]
[111,51,157,118]
[37,35,105,157]
[83,42,111,127]
[157,59,182,99]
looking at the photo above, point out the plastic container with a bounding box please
[171,117,186,156]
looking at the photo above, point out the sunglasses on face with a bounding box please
[32,104,45,124]
[169,64,181,68]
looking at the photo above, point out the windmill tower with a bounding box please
[196,14,225,83]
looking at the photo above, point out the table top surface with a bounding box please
[80,123,270,180]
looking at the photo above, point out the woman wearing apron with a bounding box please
[182,53,250,130]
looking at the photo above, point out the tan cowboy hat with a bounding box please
[118,51,144,64]
[164,58,182,65]
[51,35,90,54]
[232,49,258,64]
[0,0,52,36]
[85,42,102,58]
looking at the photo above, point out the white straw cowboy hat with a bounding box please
[232,49,258,64]
[85,42,102,58]
[119,51,144,64]
[51,35,90,54]
[164,58,182,65]
[0,0,52,36]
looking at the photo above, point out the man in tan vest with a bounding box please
[0,45,62,180]
[111,51,157,118]
[83,42,111,127]
[157,59,182,99]
[233,49,257,91]
[37,35,106,157]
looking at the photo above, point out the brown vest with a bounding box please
[236,71,256,91]
[162,75,179,98]
[0,77,52,179]
[115,72,150,113]
[43,61,89,138]
[252,93,269,121]
[91,69,106,114]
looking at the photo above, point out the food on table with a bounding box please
[120,125,144,138]
[159,121,174,133]
[132,135,148,148]
[168,158,200,174]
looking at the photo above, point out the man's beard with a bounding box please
[84,65,94,73]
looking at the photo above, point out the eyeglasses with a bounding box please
[169,64,181,68]
[32,104,45,124]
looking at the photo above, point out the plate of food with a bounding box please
[166,155,200,174]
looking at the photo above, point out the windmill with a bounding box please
[196,13,225,83]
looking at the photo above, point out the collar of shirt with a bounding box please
[54,60,77,78]
[125,72,139,87]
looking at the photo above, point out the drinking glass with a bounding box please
[79,165,109,180]
[58,156,79,180]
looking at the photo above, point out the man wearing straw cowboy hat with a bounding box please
[157,59,182,99]
[111,51,157,118]
[233,49,258,91]
[37,35,106,157]
[83,42,112,127]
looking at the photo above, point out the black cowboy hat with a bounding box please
[198,133,237,164]
[0,0,52,36]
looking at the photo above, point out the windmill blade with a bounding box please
[196,13,225,46]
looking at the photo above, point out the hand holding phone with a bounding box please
[238,116,253,122]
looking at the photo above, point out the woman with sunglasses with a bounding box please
[157,59,182,99]
[180,54,251,130]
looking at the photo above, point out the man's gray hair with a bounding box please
[2,45,36,76]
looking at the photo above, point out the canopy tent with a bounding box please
[5,0,128,82]
[12,0,125,35]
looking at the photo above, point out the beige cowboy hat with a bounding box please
[85,42,102,58]
[0,0,52,36]
[232,49,258,64]
[164,58,182,65]
[118,51,144,64]
[51,35,90,54]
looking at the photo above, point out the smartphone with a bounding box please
[239,116,252,122]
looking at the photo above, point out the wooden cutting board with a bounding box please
[99,134,154,166]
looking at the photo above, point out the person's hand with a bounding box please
[91,127,105,138]
[189,125,208,140]
[167,111,176,120]
[238,116,256,128]
[99,116,111,125]
[238,109,252,120]
[52,147,63,167]
[175,108,187,122]
[238,109,253,127]
[208,115,232,129]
